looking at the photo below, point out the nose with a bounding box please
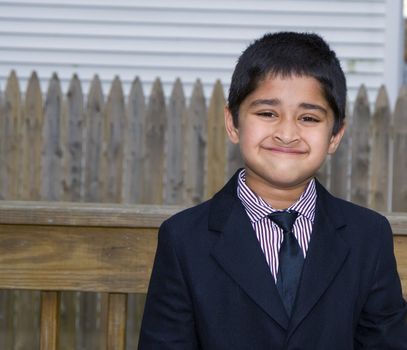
[273,117,299,145]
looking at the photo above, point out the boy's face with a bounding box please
[225,74,345,194]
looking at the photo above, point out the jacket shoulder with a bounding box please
[161,200,211,237]
[317,181,389,227]
[332,195,389,225]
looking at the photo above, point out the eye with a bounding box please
[300,115,320,123]
[256,111,277,119]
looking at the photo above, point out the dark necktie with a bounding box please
[268,210,303,316]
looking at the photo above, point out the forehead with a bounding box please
[242,74,330,110]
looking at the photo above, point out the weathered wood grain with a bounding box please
[184,79,207,205]
[330,105,350,201]
[1,71,22,200]
[126,293,146,349]
[387,212,407,235]
[0,85,4,199]
[123,79,147,348]
[40,291,59,350]
[369,86,390,211]
[164,78,186,205]
[226,137,243,179]
[84,75,104,202]
[393,86,407,212]
[0,200,184,227]
[41,73,64,201]
[143,78,166,204]
[64,74,84,202]
[60,75,84,350]
[123,77,145,204]
[0,224,158,293]
[14,289,40,350]
[103,76,125,203]
[13,71,42,350]
[21,72,43,201]
[0,85,3,198]
[0,289,14,350]
[59,291,78,350]
[206,80,226,199]
[107,293,127,350]
[351,85,371,206]
[394,235,407,298]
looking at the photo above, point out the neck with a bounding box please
[245,172,312,210]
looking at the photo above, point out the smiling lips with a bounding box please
[263,146,307,155]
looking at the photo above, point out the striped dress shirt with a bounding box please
[237,169,317,282]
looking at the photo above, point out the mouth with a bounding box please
[263,146,307,155]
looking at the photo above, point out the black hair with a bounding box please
[227,32,347,135]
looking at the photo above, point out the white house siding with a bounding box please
[0,0,403,107]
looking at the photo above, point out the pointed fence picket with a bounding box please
[164,78,186,205]
[143,78,166,205]
[393,87,407,212]
[206,79,227,199]
[64,74,84,202]
[21,72,43,201]
[123,77,145,204]
[369,86,391,211]
[84,75,104,203]
[41,74,64,201]
[0,71,406,349]
[184,79,207,205]
[2,71,22,200]
[330,104,350,200]
[351,85,371,207]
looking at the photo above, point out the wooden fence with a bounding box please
[0,70,406,349]
[1,71,406,209]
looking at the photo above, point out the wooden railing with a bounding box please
[0,201,406,349]
[0,201,182,350]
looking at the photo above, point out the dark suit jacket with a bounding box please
[139,172,407,349]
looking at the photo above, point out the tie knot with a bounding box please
[268,210,298,233]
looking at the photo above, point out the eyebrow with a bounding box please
[250,98,280,107]
[299,102,328,115]
[249,99,328,115]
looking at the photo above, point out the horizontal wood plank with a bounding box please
[0,224,157,293]
[0,202,406,234]
[0,201,185,228]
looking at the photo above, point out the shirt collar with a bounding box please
[237,169,317,223]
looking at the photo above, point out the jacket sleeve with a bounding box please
[355,216,407,349]
[138,220,199,350]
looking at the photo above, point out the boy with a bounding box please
[138,32,407,349]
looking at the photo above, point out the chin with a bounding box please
[270,176,313,189]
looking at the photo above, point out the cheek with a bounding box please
[308,126,333,146]
[239,124,267,144]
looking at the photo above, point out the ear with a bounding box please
[328,122,346,155]
[224,106,239,144]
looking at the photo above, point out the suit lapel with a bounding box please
[208,174,350,334]
[209,173,289,330]
[288,182,350,337]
